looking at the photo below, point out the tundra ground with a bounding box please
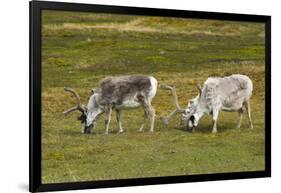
[41,11,265,183]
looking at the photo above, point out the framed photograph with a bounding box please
[30,0,271,192]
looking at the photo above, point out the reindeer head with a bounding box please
[180,96,199,127]
[63,87,104,134]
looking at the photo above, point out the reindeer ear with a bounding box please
[197,84,202,96]
[91,88,97,94]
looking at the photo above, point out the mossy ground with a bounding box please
[41,10,265,183]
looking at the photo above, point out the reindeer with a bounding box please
[64,75,158,134]
[160,74,253,133]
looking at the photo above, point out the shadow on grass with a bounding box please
[62,120,249,137]
[194,122,241,134]
[165,121,239,134]
[61,127,143,136]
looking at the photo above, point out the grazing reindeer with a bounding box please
[64,75,158,134]
[160,74,253,133]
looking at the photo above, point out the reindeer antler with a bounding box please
[63,87,86,115]
[159,84,186,125]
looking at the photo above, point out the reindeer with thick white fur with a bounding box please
[160,74,253,133]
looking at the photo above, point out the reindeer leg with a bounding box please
[116,110,124,133]
[236,108,243,129]
[104,105,112,135]
[149,105,156,133]
[245,100,253,129]
[139,110,148,132]
[138,94,155,133]
[144,100,156,133]
[212,109,219,133]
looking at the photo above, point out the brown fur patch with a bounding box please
[98,75,152,106]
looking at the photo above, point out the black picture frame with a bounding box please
[29,0,271,192]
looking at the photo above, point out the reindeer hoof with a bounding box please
[248,125,254,129]
[187,128,193,133]
[212,130,217,134]
[138,129,144,133]
[83,129,91,134]
[118,130,124,134]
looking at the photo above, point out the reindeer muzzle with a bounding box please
[83,124,93,134]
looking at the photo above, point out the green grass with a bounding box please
[41,10,265,183]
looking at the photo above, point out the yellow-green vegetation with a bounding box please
[41,10,265,183]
